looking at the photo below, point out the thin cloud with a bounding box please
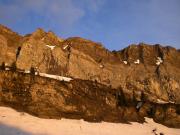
[0,0,106,30]
[0,0,84,29]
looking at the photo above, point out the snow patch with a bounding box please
[156,57,163,65]
[134,59,140,64]
[169,101,175,104]
[24,70,30,74]
[63,45,69,50]
[123,61,128,65]
[39,73,72,82]
[34,72,39,75]
[46,45,55,50]
[157,99,169,104]
[5,67,10,71]
[99,64,104,68]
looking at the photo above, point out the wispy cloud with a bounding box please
[0,0,106,31]
[1,0,179,49]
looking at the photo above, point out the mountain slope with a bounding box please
[0,24,179,128]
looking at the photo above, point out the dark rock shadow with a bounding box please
[0,122,42,135]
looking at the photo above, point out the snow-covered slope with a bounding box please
[0,107,179,135]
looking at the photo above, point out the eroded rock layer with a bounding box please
[0,70,179,128]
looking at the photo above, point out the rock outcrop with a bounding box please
[0,24,179,127]
[0,70,179,128]
[0,24,179,104]
[0,24,22,65]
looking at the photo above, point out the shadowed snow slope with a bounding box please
[0,107,179,135]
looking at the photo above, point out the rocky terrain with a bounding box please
[0,24,179,128]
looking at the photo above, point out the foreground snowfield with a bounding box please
[0,107,179,135]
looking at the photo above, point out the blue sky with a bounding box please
[0,0,180,50]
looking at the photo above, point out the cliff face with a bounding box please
[0,24,179,104]
[0,24,22,65]
[0,24,180,127]
[0,70,179,128]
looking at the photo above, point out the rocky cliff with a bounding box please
[0,70,179,128]
[0,24,179,127]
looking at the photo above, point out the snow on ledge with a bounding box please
[46,45,55,50]
[156,99,175,104]
[16,69,72,82]
[24,70,30,74]
[99,64,104,68]
[134,59,140,64]
[5,67,10,71]
[39,73,72,82]
[63,45,69,50]
[123,61,128,64]
[156,57,163,65]
[157,99,168,104]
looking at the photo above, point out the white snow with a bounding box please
[156,99,174,104]
[15,69,72,82]
[156,57,163,65]
[35,72,39,75]
[99,65,104,68]
[39,73,72,82]
[123,61,128,64]
[0,106,179,135]
[63,45,69,50]
[24,70,30,74]
[5,67,10,71]
[46,45,55,50]
[134,59,140,64]
[169,101,175,104]
[157,99,168,104]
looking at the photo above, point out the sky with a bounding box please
[0,0,180,50]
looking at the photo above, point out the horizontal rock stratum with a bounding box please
[0,70,180,128]
[0,24,180,128]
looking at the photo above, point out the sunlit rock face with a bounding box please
[0,24,22,65]
[0,24,180,128]
[16,37,180,103]
[0,70,180,128]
